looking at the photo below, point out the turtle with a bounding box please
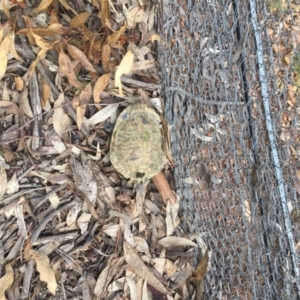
[109,103,167,182]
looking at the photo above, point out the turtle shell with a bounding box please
[110,103,166,182]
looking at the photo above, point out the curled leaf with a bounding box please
[0,162,7,202]
[0,50,7,77]
[53,93,71,137]
[93,73,110,103]
[0,32,12,77]
[58,0,78,15]
[115,50,134,96]
[14,76,24,91]
[31,0,53,14]
[158,236,198,248]
[30,27,53,50]
[0,101,20,115]
[27,48,48,79]
[124,6,144,28]
[9,31,24,62]
[30,249,57,295]
[0,263,14,300]
[66,44,97,73]
[77,84,92,130]
[124,242,169,295]
[58,50,82,88]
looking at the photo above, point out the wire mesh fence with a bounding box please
[158,0,300,298]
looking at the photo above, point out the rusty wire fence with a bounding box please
[158,0,300,298]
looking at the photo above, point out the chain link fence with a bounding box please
[158,0,300,298]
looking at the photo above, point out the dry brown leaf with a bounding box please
[38,23,64,35]
[4,200,26,237]
[58,50,82,88]
[30,27,53,50]
[0,26,4,44]
[14,76,24,91]
[165,198,180,236]
[142,277,148,300]
[70,12,90,28]
[66,44,97,73]
[78,213,91,234]
[152,257,165,276]
[134,237,151,257]
[0,101,20,115]
[46,186,60,209]
[173,263,193,290]
[0,32,12,77]
[124,6,144,28]
[30,249,57,295]
[99,0,109,27]
[144,199,161,214]
[152,172,176,205]
[79,83,92,105]
[88,35,103,61]
[115,50,134,96]
[131,181,147,219]
[124,242,169,295]
[72,94,80,110]
[88,0,100,9]
[8,31,24,62]
[191,250,209,281]
[1,26,9,42]
[76,83,92,130]
[17,23,64,37]
[135,278,143,300]
[31,0,53,14]
[42,81,51,108]
[84,104,117,127]
[94,257,125,297]
[23,240,32,261]
[19,87,33,118]
[66,203,82,228]
[59,0,78,15]
[76,105,86,131]
[94,257,114,296]
[23,19,36,46]
[106,25,127,46]
[0,0,12,18]
[6,172,19,195]
[0,50,7,77]
[126,277,137,300]
[0,263,14,300]
[53,93,71,137]
[158,236,198,248]
[0,162,7,201]
[164,259,177,277]
[30,170,69,185]
[102,224,120,238]
[27,48,48,79]
[102,43,111,72]
[93,73,110,103]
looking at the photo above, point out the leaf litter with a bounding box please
[0,0,210,299]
